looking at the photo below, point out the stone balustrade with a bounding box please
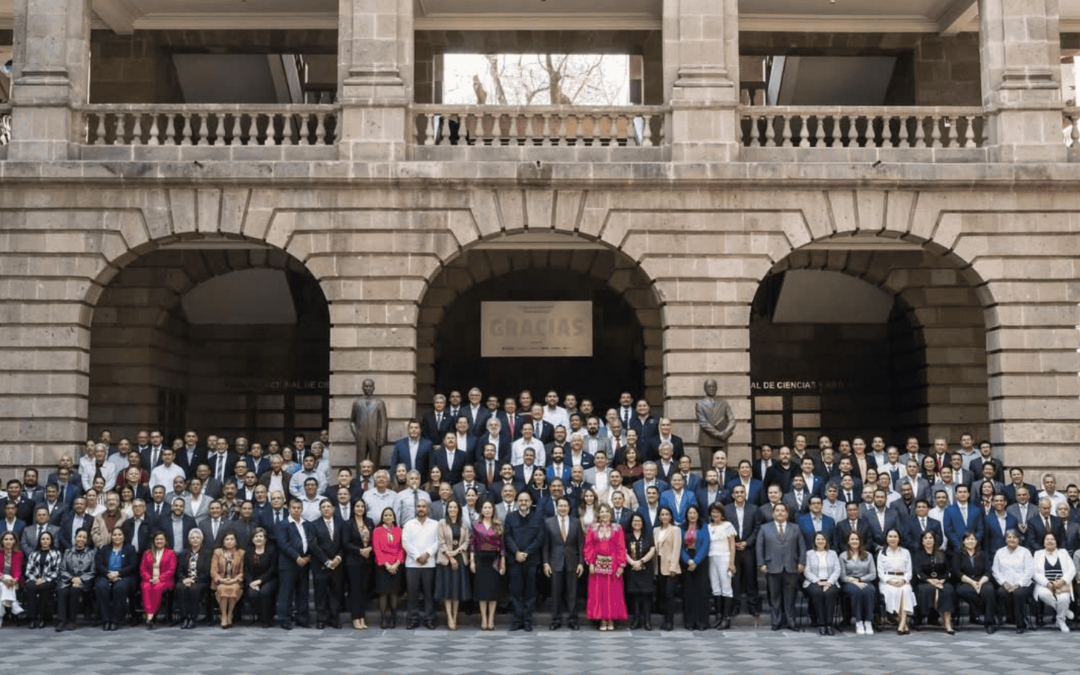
[79,104,339,161]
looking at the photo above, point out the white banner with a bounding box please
[481,301,593,358]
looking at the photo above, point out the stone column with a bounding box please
[662,0,740,162]
[8,0,91,161]
[979,0,1067,162]
[337,0,412,162]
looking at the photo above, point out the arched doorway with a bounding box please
[750,238,990,450]
[88,239,330,445]
[416,234,664,415]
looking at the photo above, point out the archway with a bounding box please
[416,234,664,415]
[88,239,330,446]
[750,238,990,450]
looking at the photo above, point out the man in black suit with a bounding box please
[504,492,543,631]
[905,499,943,552]
[832,501,871,554]
[161,497,198,553]
[756,503,805,631]
[198,500,229,548]
[433,432,469,485]
[140,430,168,474]
[0,480,35,525]
[628,399,660,447]
[35,484,68,526]
[1003,468,1039,506]
[529,405,557,446]
[122,499,154,554]
[474,443,501,489]
[1025,498,1065,552]
[21,507,62,557]
[58,496,92,551]
[709,448,740,487]
[421,394,453,447]
[969,441,1004,483]
[695,469,730,513]
[259,491,290,544]
[498,397,528,442]
[763,446,797,495]
[726,484,761,616]
[207,438,240,486]
[610,491,633,530]
[542,496,583,630]
[309,499,344,629]
[752,444,774,483]
[175,429,206,479]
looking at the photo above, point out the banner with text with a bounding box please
[481,301,593,357]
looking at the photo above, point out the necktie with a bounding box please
[275,511,282,524]
[95,465,103,480]
[1046,517,1051,532]
[213,520,219,540]
[487,462,494,484]
[779,524,785,539]
[921,517,926,531]
[846,491,852,502]
[216,457,224,482]
[38,525,44,540]
[508,417,515,437]
[796,493,803,509]
[133,521,140,550]
[327,520,334,540]
[560,517,567,541]
[342,506,349,521]
[363,478,370,492]
[961,508,968,526]
[436,413,442,426]
[152,449,159,468]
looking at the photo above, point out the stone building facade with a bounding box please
[0,0,1078,485]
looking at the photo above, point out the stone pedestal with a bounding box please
[8,0,90,161]
[337,0,412,162]
[980,0,1067,163]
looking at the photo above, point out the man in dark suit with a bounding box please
[452,465,485,505]
[498,398,529,442]
[627,399,660,447]
[20,507,62,556]
[984,493,1018,556]
[782,475,813,517]
[763,447,797,495]
[276,499,314,629]
[969,441,1004,483]
[1025,498,1066,552]
[609,491,633,530]
[637,485,662,536]
[58,496,92,551]
[175,430,206,478]
[942,485,984,551]
[752,444,774,483]
[797,496,835,549]
[833,500,871,554]
[695,469,730,513]
[643,417,683,464]
[542,496,583,630]
[726,484,761,616]
[488,463,526,504]
[864,489,900,554]
[389,421,433,479]
[756,503,805,631]
[121,500,154,554]
[632,462,669,507]
[1003,468,1039,506]
[258,491,290,544]
[463,387,491,438]
[35,484,68,526]
[309,499,344,629]
[421,394,454,447]
[504,492,543,631]
[432,432,469,485]
[0,480,35,525]
[198,501,230,548]
[160,497,198,553]
[139,430,168,474]
[49,467,83,506]
[529,406,557,446]
[708,448,739,487]
[905,499,943,552]
[476,418,509,465]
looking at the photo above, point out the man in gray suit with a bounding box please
[756,503,805,631]
[21,506,62,556]
[542,496,584,630]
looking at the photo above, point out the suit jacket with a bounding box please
[628,415,660,444]
[849,454,878,481]
[942,502,985,550]
[951,467,975,489]
[797,513,835,550]
[139,446,169,473]
[725,478,764,506]
[121,518,155,553]
[752,459,774,483]
[579,433,614,461]
[504,508,543,560]
[801,547,841,588]
[655,461,678,484]
[389,437,434,478]
[245,455,270,479]
[207,452,241,481]
[658,489,696,526]
[972,479,1005,500]
[541,515,583,572]
[257,471,294,492]
[725,502,760,548]
[781,490,812,517]
[545,463,572,486]
[432,448,469,485]
[159,514,198,550]
[93,543,139,579]
[463,406,492,438]
[175,446,207,478]
[175,546,212,584]
[833,516,872,554]
[905,514,944,551]
[1024,512,1065,552]
[610,508,633,531]
[452,481,485,505]
[755,521,806,574]
[950,549,991,584]
[48,482,83,506]
[530,420,556,446]
[637,504,661,536]
[277,518,315,562]
[898,476,931,503]
[863,508,900,553]
[496,411,529,441]
[258,507,291,543]
[198,517,231,548]
[309,517,345,566]
[695,485,731,513]
[421,410,454,446]
[969,456,1004,483]
[643,434,683,463]
[1003,482,1039,505]
[20,523,62,556]
[983,511,1019,554]
[763,463,797,494]
[0,496,35,526]
[632,479,670,508]
[889,499,916,520]
[34,498,68,526]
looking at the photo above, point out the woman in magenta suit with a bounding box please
[139,530,176,628]
[584,504,628,630]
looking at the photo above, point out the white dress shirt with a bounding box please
[402,517,440,568]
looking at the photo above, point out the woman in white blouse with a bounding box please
[1033,532,1075,633]
[992,529,1035,633]
[876,528,915,635]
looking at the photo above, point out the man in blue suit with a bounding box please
[497,398,529,442]
[726,460,764,506]
[942,484,984,551]
[797,496,835,549]
[389,421,433,480]
[276,499,314,629]
[658,473,695,526]
[983,493,1017,556]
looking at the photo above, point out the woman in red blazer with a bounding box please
[139,531,177,628]
[0,530,25,623]
[372,507,405,628]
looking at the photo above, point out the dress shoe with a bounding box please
[55,624,63,632]
[643,622,652,631]
[628,619,640,630]
[771,624,782,631]
[549,621,562,630]
[568,620,579,631]
[330,621,342,629]
[986,624,995,634]
[406,621,419,630]
[825,626,834,636]
[424,620,435,630]
[316,622,325,630]
[945,627,955,635]
[1016,625,1026,634]
[787,624,800,632]
[280,620,293,630]
[524,624,533,632]
[147,621,154,630]
[509,624,523,631]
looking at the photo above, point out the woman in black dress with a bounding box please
[913,529,955,634]
[525,468,549,508]
[624,512,656,630]
[952,532,996,633]
[343,498,375,630]
[243,527,278,627]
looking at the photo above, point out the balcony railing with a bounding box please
[79,104,339,161]
[740,106,989,162]
[412,104,668,161]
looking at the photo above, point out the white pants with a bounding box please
[1034,585,1072,620]
[709,555,733,597]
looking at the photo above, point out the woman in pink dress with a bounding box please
[584,504,628,630]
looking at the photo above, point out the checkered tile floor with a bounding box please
[5,611,1080,675]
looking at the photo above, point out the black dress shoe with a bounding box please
[330,621,342,629]
[986,625,995,634]
[568,620,579,631]
[524,624,533,632]
[787,624,801,632]
[280,620,293,630]
[643,622,652,631]
[509,624,523,631]
[825,626,834,636]
[406,621,419,630]
[424,620,435,630]
[55,624,63,632]
[771,624,782,631]
[316,622,325,630]
[549,621,562,630]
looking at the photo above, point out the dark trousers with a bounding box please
[767,572,800,628]
[732,546,759,611]
[313,565,343,623]
[842,582,877,622]
[57,585,87,624]
[94,577,133,624]
[915,581,956,618]
[996,584,1034,627]
[245,580,278,625]
[658,574,679,623]
[176,581,207,620]
[956,581,996,622]
[276,561,311,624]
[24,579,56,620]
[405,567,435,624]
[508,560,538,628]
[803,583,839,626]
[345,563,371,618]
[550,568,578,623]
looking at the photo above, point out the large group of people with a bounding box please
[1,387,1080,638]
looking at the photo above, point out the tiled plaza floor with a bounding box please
[4,611,1079,675]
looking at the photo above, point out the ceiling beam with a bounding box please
[92,0,137,35]
[936,0,979,35]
